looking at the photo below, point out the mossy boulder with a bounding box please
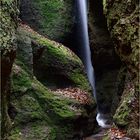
[9,62,96,140]
[17,24,91,91]
[8,23,96,139]
[20,0,74,42]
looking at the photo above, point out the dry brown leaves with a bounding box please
[52,87,92,104]
[108,127,135,140]
[109,128,126,139]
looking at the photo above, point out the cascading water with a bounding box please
[76,0,111,128]
[76,0,96,101]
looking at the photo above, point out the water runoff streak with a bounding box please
[76,0,111,128]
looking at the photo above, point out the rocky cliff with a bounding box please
[104,0,139,139]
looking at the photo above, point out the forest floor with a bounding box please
[51,87,92,104]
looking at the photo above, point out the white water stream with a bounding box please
[77,0,111,128]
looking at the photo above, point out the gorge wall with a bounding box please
[89,0,122,115]
[104,0,139,139]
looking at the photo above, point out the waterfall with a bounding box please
[76,0,111,128]
[76,0,96,101]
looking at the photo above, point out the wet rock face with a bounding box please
[88,4,139,138]
[104,0,139,79]
[104,0,139,138]
[89,0,121,70]
[20,0,74,42]
[88,0,121,115]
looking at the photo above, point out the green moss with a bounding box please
[9,121,51,140]
[30,0,73,40]
[21,25,81,64]
[18,25,81,65]
[104,2,139,137]
[12,63,77,122]
[104,0,139,77]
[14,59,31,74]
[10,63,83,139]
[9,127,22,140]
[18,25,90,91]
[70,69,90,91]
[42,43,81,68]
[103,135,110,140]
[113,92,132,126]
[10,24,94,139]
[49,124,75,140]
[0,0,18,53]
[12,63,31,93]
[16,29,33,70]
[12,94,45,124]
[32,79,76,121]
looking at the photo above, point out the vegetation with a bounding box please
[7,23,95,139]
[9,60,94,139]
[21,0,73,41]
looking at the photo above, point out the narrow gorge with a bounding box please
[1,0,139,140]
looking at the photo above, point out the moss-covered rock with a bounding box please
[7,22,96,139]
[9,62,96,140]
[113,90,132,126]
[113,73,139,139]
[103,0,139,139]
[17,24,90,91]
[20,0,74,42]
[104,0,139,78]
